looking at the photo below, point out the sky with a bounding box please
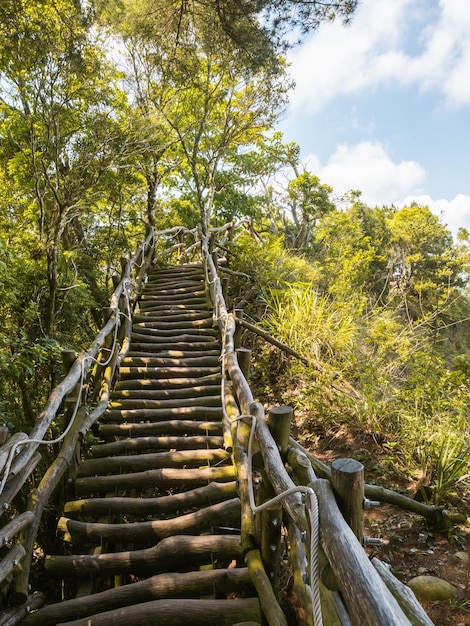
[278,0,470,237]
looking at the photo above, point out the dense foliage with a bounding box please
[0,0,468,505]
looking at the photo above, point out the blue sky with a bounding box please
[278,0,470,236]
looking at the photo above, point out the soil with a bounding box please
[298,422,470,626]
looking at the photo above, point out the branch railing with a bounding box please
[201,227,435,626]
[0,225,203,617]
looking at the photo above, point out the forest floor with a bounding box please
[296,420,470,626]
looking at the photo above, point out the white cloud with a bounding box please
[289,0,470,111]
[306,141,425,206]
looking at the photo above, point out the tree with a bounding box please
[93,0,358,71]
[386,204,469,321]
[158,47,290,231]
[0,0,130,336]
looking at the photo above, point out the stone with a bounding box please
[454,551,469,564]
[407,575,458,602]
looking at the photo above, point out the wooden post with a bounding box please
[256,406,293,597]
[236,348,251,381]
[234,309,244,349]
[331,458,364,543]
[61,351,80,426]
[222,276,229,303]
[0,427,8,445]
[266,406,292,459]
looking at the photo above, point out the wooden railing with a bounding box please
[201,227,436,626]
[0,226,199,616]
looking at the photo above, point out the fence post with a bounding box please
[256,405,293,596]
[234,309,244,349]
[331,458,365,543]
[236,348,251,380]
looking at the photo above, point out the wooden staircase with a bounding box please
[25,264,261,626]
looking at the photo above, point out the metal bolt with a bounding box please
[271,518,279,527]
[364,498,381,509]
[3,503,9,510]
[13,559,18,567]
[300,531,307,543]
[269,571,274,579]
[301,493,307,504]
[302,573,310,584]
[270,544,277,552]
[363,536,383,545]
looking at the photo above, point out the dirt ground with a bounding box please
[301,426,470,626]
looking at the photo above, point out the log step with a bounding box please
[58,498,241,542]
[22,568,254,626]
[108,395,222,410]
[97,420,223,439]
[130,326,217,337]
[127,342,220,353]
[110,383,221,399]
[74,465,237,495]
[121,356,219,367]
[102,406,223,422]
[89,435,225,456]
[64,481,237,517]
[114,373,221,390]
[77,448,231,476]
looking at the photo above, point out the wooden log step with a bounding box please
[119,350,220,368]
[125,351,221,361]
[98,420,223,439]
[130,333,219,345]
[142,287,205,299]
[133,311,211,323]
[23,567,253,625]
[89,435,225,457]
[74,465,236,495]
[55,598,261,626]
[119,366,220,381]
[141,284,204,296]
[57,497,241,542]
[130,339,220,358]
[111,384,221,400]
[149,264,203,272]
[138,302,208,312]
[140,290,207,302]
[64,481,237,517]
[130,326,217,337]
[133,318,213,329]
[139,301,208,313]
[109,395,222,410]
[114,373,221,390]
[102,406,223,422]
[119,364,220,381]
[148,263,203,273]
[45,534,242,578]
[131,330,217,342]
[77,448,230,477]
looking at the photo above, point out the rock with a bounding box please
[455,551,469,564]
[407,575,457,602]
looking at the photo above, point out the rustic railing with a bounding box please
[201,227,436,626]
[0,226,202,617]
